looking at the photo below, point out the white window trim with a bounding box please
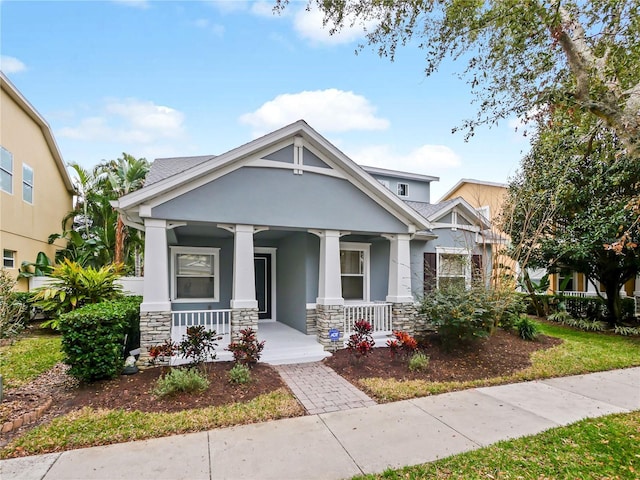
[23,163,34,204]
[170,246,220,303]
[1,147,13,195]
[397,182,409,197]
[3,249,16,269]
[435,246,471,290]
[340,242,371,303]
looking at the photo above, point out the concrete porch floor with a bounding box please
[214,321,332,365]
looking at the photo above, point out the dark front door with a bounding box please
[254,253,272,320]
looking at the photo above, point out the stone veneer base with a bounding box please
[139,311,171,368]
[316,304,345,351]
[231,308,259,341]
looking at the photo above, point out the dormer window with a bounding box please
[397,183,408,197]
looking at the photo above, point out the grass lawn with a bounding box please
[0,334,63,388]
[360,321,640,402]
[0,389,302,458]
[354,410,640,479]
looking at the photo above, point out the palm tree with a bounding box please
[106,154,150,265]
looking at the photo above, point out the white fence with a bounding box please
[28,276,144,295]
[170,309,232,364]
[343,303,392,340]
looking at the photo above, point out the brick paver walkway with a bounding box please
[275,362,377,415]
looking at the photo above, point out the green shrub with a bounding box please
[153,367,210,397]
[33,259,125,328]
[408,352,430,372]
[421,285,495,348]
[59,297,140,382]
[227,363,252,384]
[614,325,640,336]
[514,316,539,341]
[0,269,26,339]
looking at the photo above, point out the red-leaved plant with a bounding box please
[226,327,265,366]
[346,319,375,362]
[386,330,418,359]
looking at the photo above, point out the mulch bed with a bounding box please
[324,329,563,384]
[2,328,562,447]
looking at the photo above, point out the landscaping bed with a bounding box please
[325,328,562,384]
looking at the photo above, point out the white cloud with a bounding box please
[240,89,389,136]
[111,0,150,9]
[292,3,371,46]
[351,144,462,174]
[0,55,27,74]
[250,1,277,18]
[58,98,185,145]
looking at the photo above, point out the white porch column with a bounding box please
[140,219,171,312]
[314,230,344,305]
[384,233,414,303]
[634,275,640,297]
[230,224,258,309]
[586,277,599,294]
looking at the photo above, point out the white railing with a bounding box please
[171,310,232,364]
[343,303,392,339]
[559,291,600,298]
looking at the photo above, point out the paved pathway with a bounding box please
[2,367,639,480]
[275,362,376,414]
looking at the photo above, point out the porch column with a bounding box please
[139,219,171,367]
[229,224,258,339]
[312,230,345,351]
[384,233,416,335]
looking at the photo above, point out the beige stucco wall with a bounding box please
[0,88,73,291]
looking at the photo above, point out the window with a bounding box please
[3,250,16,269]
[170,247,220,302]
[436,248,470,290]
[1,147,13,194]
[340,243,370,301]
[23,164,34,204]
[397,183,409,197]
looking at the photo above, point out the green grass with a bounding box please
[0,334,63,388]
[359,321,640,402]
[0,388,303,458]
[354,411,640,479]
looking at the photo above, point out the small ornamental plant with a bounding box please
[148,340,177,366]
[346,319,375,362]
[227,363,252,384]
[226,327,265,367]
[149,326,222,371]
[386,330,418,359]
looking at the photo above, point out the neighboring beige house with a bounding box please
[0,72,74,291]
[438,179,512,285]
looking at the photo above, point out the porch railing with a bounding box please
[343,303,392,340]
[558,291,600,298]
[171,310,232,364]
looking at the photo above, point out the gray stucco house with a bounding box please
[114,120,492,364]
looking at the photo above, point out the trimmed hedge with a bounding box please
[59,297,141,382]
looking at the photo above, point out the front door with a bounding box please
[254,253,272,320]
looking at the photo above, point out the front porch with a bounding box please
[168,302,401,366]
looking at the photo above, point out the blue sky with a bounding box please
[1,0,530,200]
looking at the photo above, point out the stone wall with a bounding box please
[306,307,317,335]
[139,311,171,367]
[231,308,259,340]
[316,304,345,351]
[390,302,417,335]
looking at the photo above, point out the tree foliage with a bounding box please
[502,110,640,324]
[279,0,640,156]
[52,154,149,272]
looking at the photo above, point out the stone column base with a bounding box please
[231,308,259,341]
[306,306,318,335]
[316,304,344,351]
[139,311,172,368]
[391,302,417,336]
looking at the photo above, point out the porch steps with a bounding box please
[258,321,332,365]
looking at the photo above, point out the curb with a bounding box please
[1,396,52,434]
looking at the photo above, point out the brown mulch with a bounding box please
[2,329,562,447]
[324,329,563,384]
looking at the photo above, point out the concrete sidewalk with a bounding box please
[2,367,639,480]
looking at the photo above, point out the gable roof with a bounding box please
[361,165,439,183]
[115,120,432,232]
[438,178,507,203]
[407,197,491,230]
[0,72,74,193]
